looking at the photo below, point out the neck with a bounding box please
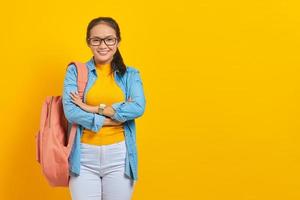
[95,63,112,75]
[93,56,113,66]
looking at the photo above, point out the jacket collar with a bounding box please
[86,56,96,72]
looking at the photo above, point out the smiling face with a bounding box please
[87,23,120,65]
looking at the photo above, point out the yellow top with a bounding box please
[81,63,125,145]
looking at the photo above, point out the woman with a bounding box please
[62,17,146,200]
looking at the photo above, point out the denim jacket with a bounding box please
[62,57,146,181]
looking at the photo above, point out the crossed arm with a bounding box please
[69,91,133,126]
[62,65,145,131]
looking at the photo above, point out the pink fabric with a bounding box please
[36,62,88,187]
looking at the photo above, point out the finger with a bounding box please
[74,92,80,97]
[70,93,77,100]
[70,93,75,99]
[70,91,75,96]
[70,92,79,98]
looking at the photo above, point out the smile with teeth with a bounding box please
[98,51,109,55]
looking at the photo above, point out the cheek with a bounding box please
[89,47,97,54]
[111,49,117,55]
[104,47,117,57]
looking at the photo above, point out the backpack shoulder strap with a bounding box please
[67,61,88,98]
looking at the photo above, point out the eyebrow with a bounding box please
[90,35,115,38]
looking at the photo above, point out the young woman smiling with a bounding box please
[62,17,146,200]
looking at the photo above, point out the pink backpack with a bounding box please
[35,62,88,187]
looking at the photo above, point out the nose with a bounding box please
[99,40,107,48]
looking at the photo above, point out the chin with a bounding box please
[94,56,113,64]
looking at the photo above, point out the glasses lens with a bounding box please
[90,38,100,46]
[105,38,116,46]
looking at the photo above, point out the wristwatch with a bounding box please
[98,104,106,115]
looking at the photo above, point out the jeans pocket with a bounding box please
[112,141,126,153]
[80,143,95,155]
[113,141,127,162]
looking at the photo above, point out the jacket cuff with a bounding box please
[111,103,125,122]
[91,113,105,132]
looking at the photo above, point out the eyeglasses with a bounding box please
[88,37,118,46]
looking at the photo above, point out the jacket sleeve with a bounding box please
[111,70,146,122]
[62,64,105,132]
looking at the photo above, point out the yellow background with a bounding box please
[0,0,299,199]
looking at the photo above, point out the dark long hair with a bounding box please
[86,17,126,76]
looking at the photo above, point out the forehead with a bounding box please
[90,23,116,37]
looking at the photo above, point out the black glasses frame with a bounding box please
[88,37,118,46]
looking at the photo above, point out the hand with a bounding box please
[70,91,84,107]
[102,97,134,117]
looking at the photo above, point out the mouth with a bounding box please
[97,51,109,56]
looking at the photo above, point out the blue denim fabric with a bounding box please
[62,56,146,181]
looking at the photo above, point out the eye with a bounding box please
[104,37,116,45]
[105,38,114,42]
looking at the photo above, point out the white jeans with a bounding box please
[69,140,135,200]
